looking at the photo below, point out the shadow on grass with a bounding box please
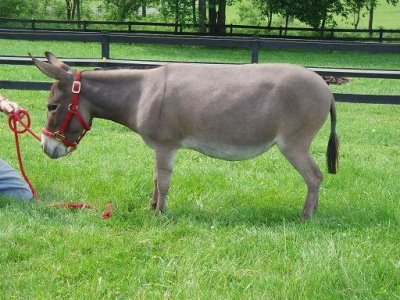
[150,193,400,230]
[2,191,398,231]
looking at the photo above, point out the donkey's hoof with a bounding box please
[301,212,312,221]
[154,209,163,217]
[150,201,157,210]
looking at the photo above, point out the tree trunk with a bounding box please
[216,0,226,34]
[267,9,273,28]
[192,0,196,24]
[320,15,326,36]
[354,7,361,29]
[284,14,289,35]
[142,1,146,17]
[175,0,179,24]
[71,0,80,20]
[66,0,72,20]
[198,0,206,33]
[368,5,374,36]
[77,0,81,21]
[209,0,217,33]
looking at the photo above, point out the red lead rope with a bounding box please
[7,110,113,219]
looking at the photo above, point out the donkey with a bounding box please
[30,52,339,220]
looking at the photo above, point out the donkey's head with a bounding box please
[30,52,92,159]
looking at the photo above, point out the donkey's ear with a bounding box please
[29,53,72,83]
[45,51,71,72]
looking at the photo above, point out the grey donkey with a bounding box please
[30,52,339,220]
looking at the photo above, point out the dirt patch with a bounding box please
[322,76,350,85]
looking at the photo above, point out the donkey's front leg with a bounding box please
[153,147,177,215]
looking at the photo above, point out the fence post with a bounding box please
[251,35,260,64]
[101,31,110,59]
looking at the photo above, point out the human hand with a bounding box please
[0,97,21,115]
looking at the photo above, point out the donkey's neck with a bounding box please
[82,69,150,132]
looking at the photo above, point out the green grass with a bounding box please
[0,41,400,298]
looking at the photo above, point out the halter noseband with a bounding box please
[42,70,91,152]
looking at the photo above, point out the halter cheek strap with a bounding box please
[42,70,91,151]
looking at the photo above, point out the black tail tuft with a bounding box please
[327,100,339,174]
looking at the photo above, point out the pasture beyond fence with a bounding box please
[1,17,400,43]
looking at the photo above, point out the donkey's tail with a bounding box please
[327,99,339,174]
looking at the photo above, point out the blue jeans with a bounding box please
[0,159,33,201]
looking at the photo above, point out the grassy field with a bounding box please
[1,42,400,298]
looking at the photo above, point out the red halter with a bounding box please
[42,70,91,151]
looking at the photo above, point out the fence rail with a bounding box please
[1,17,400,42]
[0,56,399,105]
[1,29,400,66]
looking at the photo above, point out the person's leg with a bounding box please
[0,160,33,201]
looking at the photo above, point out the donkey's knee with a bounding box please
[307,168,323,192]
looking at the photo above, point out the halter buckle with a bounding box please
[72,81,81,94]
[53,131,65,143]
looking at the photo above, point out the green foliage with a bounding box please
[295,0,347,28]
[159,0,194,23]
[0,0,94,20]
[0,0,43,18]
[103,0,147,21]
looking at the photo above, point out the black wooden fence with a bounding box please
[0,56,399,105]
[1,29,400,65]
[1,17,400,42]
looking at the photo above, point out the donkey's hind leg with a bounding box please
[277,140,323,220]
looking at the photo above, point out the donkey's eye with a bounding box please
[47,104,58,112]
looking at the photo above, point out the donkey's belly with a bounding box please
[180,137,274,161]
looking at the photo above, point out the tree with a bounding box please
[294,0,346,29]
[367,0,398,35]
[253,0,282,27]
[159,0,194,24]
[209,0,228,34]
[345,0,368,29]
[65,0,82,20]
[103,0,149,20]
[276,0,298,33]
